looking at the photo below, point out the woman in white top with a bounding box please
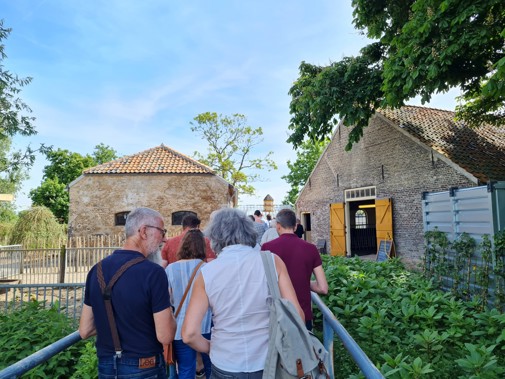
[182,208,303,379]
[166,229,212,379]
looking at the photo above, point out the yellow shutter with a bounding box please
[375,198,393,248]
[330,203,346,256]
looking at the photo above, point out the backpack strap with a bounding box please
[97,256,145,357]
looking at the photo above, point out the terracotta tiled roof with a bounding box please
[378,106,505,183]
[84,145,215,175]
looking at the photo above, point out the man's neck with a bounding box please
[278,228,295,236]
[123,238,147,257]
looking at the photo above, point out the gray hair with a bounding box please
[276,208,296,229]
[125,207,163,238]
[205,208,257,254]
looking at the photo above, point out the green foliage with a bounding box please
[29,178,69,223]
[71,340,98,379]
[0,21,49,176]
[29,144,118,223]
[282,138,329,205]
[320,256,505,378]
[0,220,14,244]
[190,112,277,195]
[287,0,505,150]
[9,205,65,248]
[0,300,85,378]
[424,229,505,311]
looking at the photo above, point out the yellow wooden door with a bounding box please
[330,203,346,256]
[376,198,393,248]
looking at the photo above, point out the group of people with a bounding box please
[79,206,328,379]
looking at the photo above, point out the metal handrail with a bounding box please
[312,292,384,379]
[0,331,82,379]
[0,294,384,378]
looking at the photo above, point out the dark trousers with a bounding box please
[98,353,167,379]
[210,365,262,379]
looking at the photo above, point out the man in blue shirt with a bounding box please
[79,207,176,378]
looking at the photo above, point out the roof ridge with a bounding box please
[157,144,214,173]
[83,144,215,175]
[380,104,455,114]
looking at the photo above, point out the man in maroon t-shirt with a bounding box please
[261,208,328,330]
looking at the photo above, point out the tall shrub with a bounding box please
[9,206,66,248]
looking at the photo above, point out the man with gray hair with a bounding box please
[79,207,176,378]
[261,208,328,331]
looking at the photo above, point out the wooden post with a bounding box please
[59,245,66,284]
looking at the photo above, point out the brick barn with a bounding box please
[68,144,237,237]
[296,106,505,266]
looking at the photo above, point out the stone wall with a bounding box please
[68,173,232,236]
[296,114,476,265]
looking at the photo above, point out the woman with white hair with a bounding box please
[182,208,303,378]
[260,218,279,246]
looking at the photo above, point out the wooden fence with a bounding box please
[0,232,179,284]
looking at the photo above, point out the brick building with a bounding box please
[296,106,505,266]
[68,145,237,237]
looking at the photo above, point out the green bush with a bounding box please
[319,256,505,378]
[71,340,98,379]
[0,300,86,378]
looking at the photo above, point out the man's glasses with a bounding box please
[144,225,167,237]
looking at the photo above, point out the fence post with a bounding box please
[59,245,66,283]
[18,250,24,275]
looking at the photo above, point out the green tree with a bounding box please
[29,144,118,223]
[29,178,68,223]
[282,138,329,205]
[0,20,49,176]
[288,0,505,150]
[0,138,23,223]
[190,112,277,196]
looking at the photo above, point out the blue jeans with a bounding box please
[98,354,167,379]
[210,365,262,379]
[173,333,211,379]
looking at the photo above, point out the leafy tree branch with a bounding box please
[190,112,277,196]
[288,0,505,150]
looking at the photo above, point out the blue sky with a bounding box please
[3,1,460,210]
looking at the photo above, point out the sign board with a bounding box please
[376,239,393,262]
[0,194,14,202]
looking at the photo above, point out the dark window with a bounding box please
[115,211,130,226]
[171,211,197,226]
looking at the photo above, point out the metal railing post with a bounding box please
[322,316,335,379]
[312,292,384,379]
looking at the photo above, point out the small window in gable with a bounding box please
[115,211,130,226]
[172,211,197,226]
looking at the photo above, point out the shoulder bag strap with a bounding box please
[97,256,145,357]
[174,260,205,318]
[260,250,280,299]
[260,250,282,379]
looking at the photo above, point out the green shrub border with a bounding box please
[319,255,505,378]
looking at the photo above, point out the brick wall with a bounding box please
[296,114,476,265]
[68,173,232,236]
